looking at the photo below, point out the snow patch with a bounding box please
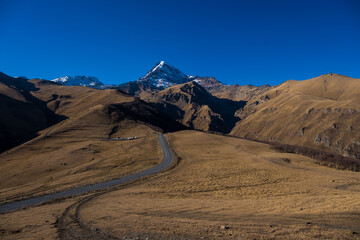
[139,61,189,89]
[51,76,103,88]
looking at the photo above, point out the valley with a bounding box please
[1,131,360,239]
[0,62,359,239]
[2,0,359,238]
[47,62,360,159]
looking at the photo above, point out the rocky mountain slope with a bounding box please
[189,76,224,90]
[231,73,360,158]
[209,83,272,101]
[148,81,246,133]
[190,76,272,101]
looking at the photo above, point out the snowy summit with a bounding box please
[51,76,103,88]
[138,61,189,88]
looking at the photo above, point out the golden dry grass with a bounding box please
[29,79,136,118]
[0,196,83,240]
[78,131,360,239]
[0,123,160,202]
[1,130,359,239]
[231,74,360,158]
[0,79,178,202]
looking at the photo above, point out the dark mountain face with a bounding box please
[149,81,246,133]
[0,72,65,152]
[102,99,188,133]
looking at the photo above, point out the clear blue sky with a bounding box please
[0,0,359,85]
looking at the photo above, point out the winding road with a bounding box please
[0,134,174,214]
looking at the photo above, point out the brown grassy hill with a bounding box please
[0,77,185,200]
[148,81,246,133]
[191,76,273,101]
[29,79,134,116]
[78,130,360,239]
[15,78,186,136]
[0,73,178,152]
[2,131,360,239]
[231,73,360,158]
[210,83,272,101]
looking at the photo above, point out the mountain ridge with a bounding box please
[51,75,103,88]
[1,68,359,159]
[148,81,246,133]
[230,73,360,158]
[117,61,190,96]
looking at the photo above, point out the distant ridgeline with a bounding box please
[1,63,360,163]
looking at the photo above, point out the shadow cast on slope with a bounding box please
[105,100,188,133]
[150,82,247,134]
[208,96,247,133]
[0,73,66,152]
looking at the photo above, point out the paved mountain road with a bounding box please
[0,134,174,214]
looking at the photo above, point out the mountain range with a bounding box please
[50,61,273,100]
[1,62,359,159]
[51,75,104,88]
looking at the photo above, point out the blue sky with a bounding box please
[0,0,359,85]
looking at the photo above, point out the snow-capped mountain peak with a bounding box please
[143,61,165,78]
[138,61,189,88]
[51,76,103,88]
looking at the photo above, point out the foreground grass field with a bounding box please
[0,122,160,203]
[1,130,360,239]
[80,131,360,239]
